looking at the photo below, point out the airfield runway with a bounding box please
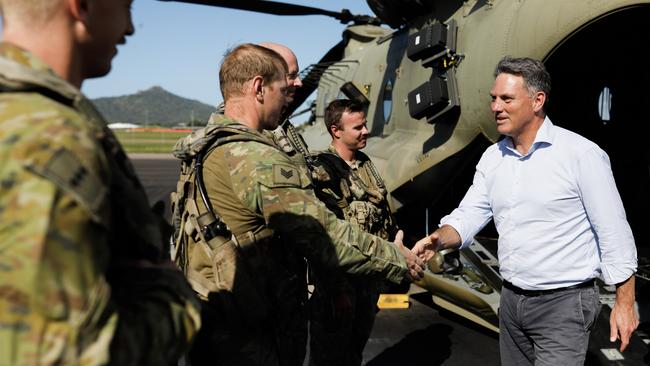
[130,153,501,365]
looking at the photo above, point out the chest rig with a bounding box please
[312,149,394,239]
[171,124,282,328]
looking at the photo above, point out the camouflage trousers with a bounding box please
[309,281,380,366]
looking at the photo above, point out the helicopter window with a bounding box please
[598,86,612,124]
[382,77,394,123]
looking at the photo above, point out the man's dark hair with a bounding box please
[324,99,365,136]
[494,56,551,106]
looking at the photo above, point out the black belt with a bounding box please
[502,279,595,297]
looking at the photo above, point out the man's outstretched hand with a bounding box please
[411,232,438,262]
[393,230,425,281]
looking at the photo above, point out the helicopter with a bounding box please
[159,0,650,363]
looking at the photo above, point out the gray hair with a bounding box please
[494,56,551,101]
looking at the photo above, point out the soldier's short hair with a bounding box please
[324,99,365,135]
[0,0,60,26]
[219,43,288,101]
[494,56,551,105]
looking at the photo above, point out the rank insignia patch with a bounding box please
[272,164,301,186]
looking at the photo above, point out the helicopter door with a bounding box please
[544,5,650,256]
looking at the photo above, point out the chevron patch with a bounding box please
[280,168,294,179]
[272,164,301,186]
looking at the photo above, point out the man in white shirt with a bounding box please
[429,57,638,365]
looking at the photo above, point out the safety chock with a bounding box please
[377,294,411,309]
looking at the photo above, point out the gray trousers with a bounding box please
[499,282,601,366]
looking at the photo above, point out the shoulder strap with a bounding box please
[355,150,386,190]
[284,120,310,157]
[174,124,278,161]
[313,150,349,177]
[178,124,280,245]
[0,56,81,105]
[207,125,277,152]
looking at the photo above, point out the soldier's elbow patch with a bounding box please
[270,164,302,187]
[26,148,106,218]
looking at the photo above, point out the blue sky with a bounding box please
[83,0,375,109]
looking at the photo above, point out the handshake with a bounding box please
[392,225,460,281]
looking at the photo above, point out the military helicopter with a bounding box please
[160,0,650,363]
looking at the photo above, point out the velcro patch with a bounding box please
[272,164,301,186]
[29,149,106,217]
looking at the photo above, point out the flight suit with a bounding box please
[309,145,398,366]
[0,43,201,366]
[172,117,408,366]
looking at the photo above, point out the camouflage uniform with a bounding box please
[0,43,201,366]
[198,112,315,366]
[309,145,398,366]
[172,116,408,366]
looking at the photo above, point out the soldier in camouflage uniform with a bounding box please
[172,43,434,366]
[309,99,397,366]
[0,1,201,365]
[201,43,313,366]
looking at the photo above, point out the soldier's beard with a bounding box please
[279,105,290,123]
[286,87,296,103]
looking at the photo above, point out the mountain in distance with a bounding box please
[92,86,215,127]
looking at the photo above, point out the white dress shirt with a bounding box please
[440,117,637,290]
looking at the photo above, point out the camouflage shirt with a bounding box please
[0,43,200,366]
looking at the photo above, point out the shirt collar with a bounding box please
[533,116,555,146]
[501,116,555,157]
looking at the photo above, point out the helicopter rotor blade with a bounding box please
[157,0,354,23]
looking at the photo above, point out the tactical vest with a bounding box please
[212,109,315,190]
[0,55,165,261]
[170,124,280,329]
[311,149,395,240]
[271,120,310,159]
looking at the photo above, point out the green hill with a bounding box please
[92,86,215,126]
